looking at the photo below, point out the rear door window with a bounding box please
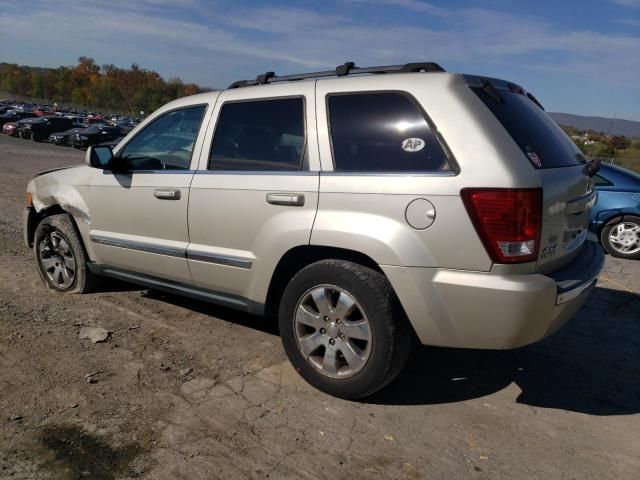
[327,92,451,172]
[208,98,305,171]
[469,79,585,169]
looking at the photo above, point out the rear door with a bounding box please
[467,76,596,272]
[187,82,320,304]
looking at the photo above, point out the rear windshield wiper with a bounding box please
[480,78,503,104]
[586,158,601,177]
[527,92,545,111]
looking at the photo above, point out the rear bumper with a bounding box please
[382,241,605,349]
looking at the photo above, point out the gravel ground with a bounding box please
[0,133,639,480]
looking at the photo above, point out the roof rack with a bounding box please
[228,61,445,89]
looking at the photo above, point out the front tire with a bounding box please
[601,216,640,260]
[33,214,97,293]
[279,260,412,399]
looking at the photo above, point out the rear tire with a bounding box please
[601,216,640,260]
[33,214,97,293]
[279,260,412,399]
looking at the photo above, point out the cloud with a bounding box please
[0,0,638,92]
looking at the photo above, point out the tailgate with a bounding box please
[465,75,596,272]
[537,166,596,272]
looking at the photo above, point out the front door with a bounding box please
[88,103,211,283]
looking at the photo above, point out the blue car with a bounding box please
[590,164,640,259]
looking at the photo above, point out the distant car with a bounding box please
[63,115,88,128]
[71,125,121,148]
[114,122,135,135]
[590,164,640,259]
[0,111,32,127]
[21,116,75,142]
[2,121,18,135]
[16,118,40,138]
[49,127,89,146]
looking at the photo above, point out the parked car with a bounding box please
[21,116,75,142]
[2,121,18,135]
[70,125,121,148]
[16,117,40,138]
[590,163,640,259]
[0,110,32,127]
[49,127,90,146]
[113,122,136,135]
[23,62,604,399]
[63,115,88,128]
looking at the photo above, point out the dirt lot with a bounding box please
[0,133,639,480]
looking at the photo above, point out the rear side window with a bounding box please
[327,92,451,172]
[471,84,585,169]
[209,98,305,171]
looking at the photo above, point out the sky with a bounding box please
[0,0,639,120]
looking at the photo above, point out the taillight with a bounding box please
[461,188,542,264]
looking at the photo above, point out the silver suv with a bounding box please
[24,62,604,399]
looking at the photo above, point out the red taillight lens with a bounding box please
[461,188,542,264]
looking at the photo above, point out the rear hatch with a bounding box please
[465,75,596,272]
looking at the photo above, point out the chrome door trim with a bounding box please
[90,234,186,258]
[90,234,254,268]
[187,250,253,269]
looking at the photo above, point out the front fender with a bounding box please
[26,166,95,258]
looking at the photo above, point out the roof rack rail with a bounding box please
[228,61,445,89]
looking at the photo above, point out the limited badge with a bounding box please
[401,138,425,152]
[527,151,542,167]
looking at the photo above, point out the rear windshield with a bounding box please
[470,81,585,169]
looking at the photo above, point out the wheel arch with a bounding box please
[26,205,90,260]
[264,245,386,318]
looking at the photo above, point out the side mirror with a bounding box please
[86,145,114,169]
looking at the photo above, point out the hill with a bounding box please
[549,112,640,138]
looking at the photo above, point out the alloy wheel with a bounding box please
[38,231,76,289]
[294,285,372,379]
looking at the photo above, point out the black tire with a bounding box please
[279,260,412,399]
[600,215,640,260]
[33,214,98,293]
[31,132,40,142]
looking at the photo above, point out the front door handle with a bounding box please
[266,193,305,206]
[154,189,181,200]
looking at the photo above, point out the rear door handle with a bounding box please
[266,193,305,206]
[154,189,181,200]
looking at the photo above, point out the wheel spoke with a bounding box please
[50,234,59,248]
[61,266,73,285]
[57,238,71,255]
[63,256,76,271]
[296,304,323,330]
[339,341,365,369]
[41,257,58,270]
[322,345,339,376]
[334,291,355,319]
[298,332,325,356]
[53,265,63,285]
[310,288,332,316]
[341,319,371,341]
